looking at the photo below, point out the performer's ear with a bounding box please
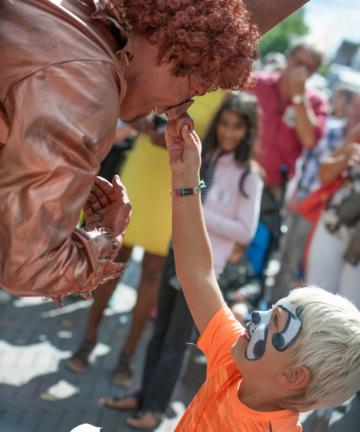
[244,0,309,34]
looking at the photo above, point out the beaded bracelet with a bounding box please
[170,180,206,197]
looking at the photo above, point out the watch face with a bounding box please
[292,95,304,105]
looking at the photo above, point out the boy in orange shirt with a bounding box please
[166,123,360,431]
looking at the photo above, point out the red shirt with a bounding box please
[250,72,328,187]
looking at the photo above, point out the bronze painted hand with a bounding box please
[84,175,132,237]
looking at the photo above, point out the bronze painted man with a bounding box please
[0,0,309,299]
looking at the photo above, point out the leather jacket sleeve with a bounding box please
[0,60,122,299]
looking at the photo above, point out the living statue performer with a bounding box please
[0,0,309,300]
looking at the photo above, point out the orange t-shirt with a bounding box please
[175,306,302,432]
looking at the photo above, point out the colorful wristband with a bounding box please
[170,180,206,197]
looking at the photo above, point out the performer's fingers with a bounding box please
[83,203,98,220]
[87,193,98,204]
[94,176,114,198]
[86,197,102,212]
[87,186,111,210]
[94,175,112,188]
[112,175,130,204]
[92,184,112,206]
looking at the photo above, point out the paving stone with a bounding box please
[37,410,64,432]
[57,412,95,432]
[16,411,44,432]
[0,412,21,432]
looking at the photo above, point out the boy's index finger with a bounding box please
[184,128,201,150]
[181,124,190,138]
[181,127,197,148]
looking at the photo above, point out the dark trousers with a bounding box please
[137,247,195,413]
[99,144,128,181]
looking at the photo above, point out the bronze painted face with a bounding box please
[120,55,205,122]
[119,35,207,122]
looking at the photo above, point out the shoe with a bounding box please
[125,411,163,430]
[112,351,133,387]
[66,339,96,373]
[99,395,139,411]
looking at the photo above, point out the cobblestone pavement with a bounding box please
[0,252,202,432]
[0,251,357,432]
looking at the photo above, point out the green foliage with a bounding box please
[259,9,309,58]
[318,62,330,77]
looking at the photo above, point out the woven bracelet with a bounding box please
[170,180,206,197]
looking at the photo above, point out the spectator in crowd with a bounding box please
[331,84,357,121]
[305,92,360,432]
[100,92,263,430]
[271,85,357,301]
[306,94,360,309]
[249,38,328,253]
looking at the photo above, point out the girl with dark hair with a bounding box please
[200,92,263,274]
[100,92,263,430]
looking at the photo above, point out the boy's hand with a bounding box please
[165,120,201,181]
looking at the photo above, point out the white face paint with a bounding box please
[245,298,303,361]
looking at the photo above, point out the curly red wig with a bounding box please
[108,0,260,91]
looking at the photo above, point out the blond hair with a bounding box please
[283,286,360,411]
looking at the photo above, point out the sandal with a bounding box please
[66,339,96,373]
[125,410,163,430]
[99,395,139,411]
[112,351,134,387]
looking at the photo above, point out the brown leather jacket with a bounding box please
[0,0,129,298]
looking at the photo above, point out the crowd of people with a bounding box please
[60,39,360,431]
[1,0,360,431]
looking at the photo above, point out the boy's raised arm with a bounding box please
[165,125,226,334]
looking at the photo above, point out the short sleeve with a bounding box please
[198,306,244,373]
